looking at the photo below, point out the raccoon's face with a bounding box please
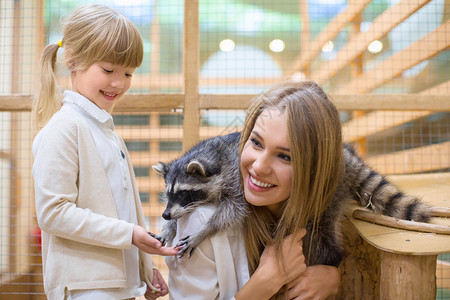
[153,159,222,220]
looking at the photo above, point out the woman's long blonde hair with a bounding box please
[239,81,344,299]
[32,4,143,131]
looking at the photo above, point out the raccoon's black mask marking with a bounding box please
[162,189,207,220]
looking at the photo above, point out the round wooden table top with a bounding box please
[346,172,450,255]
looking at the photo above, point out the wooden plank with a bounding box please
[0,94,184,112]
[199,94,255,109]
[288,0,371,74]
[342,81,449,142]
[116,126,241,141]
[313,0,431,85]
[353,209,450,234]
[420,80,450,95]
[343,111,431,143]
[367,141,450,174]
[56,73,282,90]
[200,94,450,110]
[298,0,311,75]
[331,94,450,111]
[0,95,31,111]
[334,20,450,94]
[2,93,449,112]
[114,94,184,111]
[0,150,11,160]
[182,0,200,150]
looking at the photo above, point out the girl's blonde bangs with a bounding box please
[64,8,144,69]
[90,20,143,68]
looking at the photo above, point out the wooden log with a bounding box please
[380,252,436,300]
[429,206,450,218]
[352,209,450,235]
[337,218,380,300]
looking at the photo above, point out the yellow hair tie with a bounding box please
[57,40,63,47]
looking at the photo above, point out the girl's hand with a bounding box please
[144,269,169,299]
[287,265,340,300]
[132,225,179,256]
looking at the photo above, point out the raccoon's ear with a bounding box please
[152,163,168,177]
[187,160,206,177]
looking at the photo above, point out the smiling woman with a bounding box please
[240,108,292,215]
[237,80,345,299]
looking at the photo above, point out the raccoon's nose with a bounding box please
[162,210,171,220]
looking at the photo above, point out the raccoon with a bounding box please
[152,132,245,258]
[153,132,430,265]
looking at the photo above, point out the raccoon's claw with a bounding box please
[176,235,197,258]
[148,232,167,246]
[176,244,197,259]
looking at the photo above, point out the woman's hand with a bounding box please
[235,230,307,299]
[287,265,340,300]
[132,225,179,256]
[144,269,169,299]
[258,229,308,289]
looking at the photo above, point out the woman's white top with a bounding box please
[63,91,146,299]
[165,204,249,300]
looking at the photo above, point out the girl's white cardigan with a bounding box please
[32,106,155,300]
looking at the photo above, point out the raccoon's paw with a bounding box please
[148,232,168,246]
[176,235,197,258]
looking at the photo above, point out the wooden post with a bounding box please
[299,0,310,77]
[337,218,380,300]
[379,252,436,300]
[182,0,200,150]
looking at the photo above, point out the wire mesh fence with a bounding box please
[0,0,448,299]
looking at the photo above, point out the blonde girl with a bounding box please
[32,4,177,300]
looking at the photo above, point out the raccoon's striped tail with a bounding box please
[344,145,431,223]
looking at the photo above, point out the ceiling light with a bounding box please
[269,39,285,52]
[220,39,235,52]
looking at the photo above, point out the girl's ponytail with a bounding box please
[32,42,61,132]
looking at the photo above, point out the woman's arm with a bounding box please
[235,230,307,300]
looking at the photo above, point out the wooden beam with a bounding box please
[343,111,431,143]
[313,0,431,85]
[298,0,311,76]
[57,73,282,90]
[334,20,450,94]
[200,93,450,110]
[419,80,450,95]
[331,94,450,111]
[114,94,184,111]
[367,141,450,174]
[342,81,449,142]
[288,0,371,75]
[353,209,450,234]
[2,93,449,112]
[182,0,200,150]
[199,94,255,109]
[0,95,32,111]
[117,125,242,141]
